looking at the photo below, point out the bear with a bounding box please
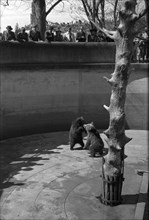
[69,116,86,150]
[83,122,104,157]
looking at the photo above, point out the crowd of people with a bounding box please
[132,28,149,63]
[0,24,114,43]
[0,24,148,62]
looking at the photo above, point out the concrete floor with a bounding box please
[0,130,148,220]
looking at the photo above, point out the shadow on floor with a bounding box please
[122,193,147,205]
[0,132,69,195]
[96,192,148,207]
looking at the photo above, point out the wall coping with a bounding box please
[0,41,116,65]
[1,62,148,70]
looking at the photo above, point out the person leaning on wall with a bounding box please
[29,24,42,42]
[76,27,86,42]
[54,27,63,42]
[45,26,55,42]
[17,27,28,42]
[88,28,99,42]
[63,27,76,42]
[142,27,149,62]
[2,25,16,41]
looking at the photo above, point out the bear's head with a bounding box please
[74,116,85,127]
[83,122,96,133]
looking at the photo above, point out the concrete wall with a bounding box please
[0,42,148,139]
[0,41,115,65]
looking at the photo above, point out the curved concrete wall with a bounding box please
[0,42,148,139]
[0,41,115,65]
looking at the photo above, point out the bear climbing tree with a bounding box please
[91,0,148,205]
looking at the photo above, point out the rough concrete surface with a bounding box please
[1,63,148,139]
[0,130,148,220]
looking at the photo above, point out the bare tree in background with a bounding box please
[80,0,105,28]
[70,0,146,30]
[0,0,9,6]
[1,0,147,37]
[0,0,65,39]
[144,0,149,29]
[90,0,148,205]
[107,0,147,29]
[31,0,46,40]
[31,0,65,39]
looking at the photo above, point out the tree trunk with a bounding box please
[93,0,96,22]
[144,0,149,31]
[101,0,139,205]
[113,0,118,29]
[31,0,46,40]
[101,0,105,27]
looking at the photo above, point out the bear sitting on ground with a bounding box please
[69,116,86,150]
[84,122,104,157]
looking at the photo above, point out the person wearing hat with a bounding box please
[29,24,42,41]
[17,27,28,42]
[2,25,16,41]
[88,28,98,42]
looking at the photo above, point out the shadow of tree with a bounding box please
[0,131,69,195]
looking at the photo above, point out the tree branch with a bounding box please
[135,0,149,21]
[135,7,148,21]
[81,0,94,27]
[46,0,62,17]
[81,0,92,21]
[84,0,94,19]
[1,0,9,6]
[6,0,9,6]
[89,18,116,39]
[100,0,105,27]
[103,28,116,39]
[114,0,118,28]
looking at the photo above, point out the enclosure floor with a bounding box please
[0,130,148,220]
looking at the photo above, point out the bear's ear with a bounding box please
[91,122,94,125]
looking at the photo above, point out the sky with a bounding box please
[0,0,80,32]
[0,0,146,32]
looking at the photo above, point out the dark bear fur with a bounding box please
[69,116,85,150]
[84,122,104,157]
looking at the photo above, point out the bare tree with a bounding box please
[31,0,65,39]
[31,0,46,40]
[0,0,9,6]
[90,0,148,205]
[1,0,65,39]
[81,0,105,28]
